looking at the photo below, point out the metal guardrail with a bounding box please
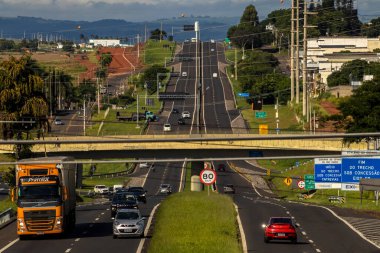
[0,208,16,229]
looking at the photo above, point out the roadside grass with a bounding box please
[148,192,241,253]
[258,159,380,213]
[0,154,15,173]
[82,161,133,177]
[183,162,192,192]
[241,104,302,134]
[225,48,242,63]
[144,40,176,66]
[0,197,16,213]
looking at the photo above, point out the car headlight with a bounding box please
[137,220,144,226]
[114,221,120,226]
[111,206,116,211]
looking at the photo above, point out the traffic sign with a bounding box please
[298,180,305,189]
[284,177,292,186]
[255,111,267,118]
[238,92,250,97]
[304,174,315,190]
[200,169,217,185]
[342,158,380,183]
[314,158,342,189]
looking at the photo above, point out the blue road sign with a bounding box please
[314,158,342,183]
[238,92,250,97]
[342,158,380,183]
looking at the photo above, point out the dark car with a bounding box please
[178,118,186,125]
[172,108,179,114]
[111,193,138,218]
[127,187,147,203]
[263,217,297,243]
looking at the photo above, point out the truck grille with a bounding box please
[24,210,56,231]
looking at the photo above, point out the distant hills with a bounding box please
[0,16,239,43]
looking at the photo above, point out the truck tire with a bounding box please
[19,235,28,240]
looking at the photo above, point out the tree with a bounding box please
[339,79,380,140]
[142,65,169,94]
[240,4,259,26]
[2,167,16,187]
[150,29,167,41]
[0,55,48,158]
[327,60,372,87]
[100,52,113,68]
[62,40,74,53]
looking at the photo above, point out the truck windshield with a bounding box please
[18,184,61,200]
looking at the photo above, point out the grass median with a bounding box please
[148,192,242,253]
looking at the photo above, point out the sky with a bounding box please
[0,0,379,22]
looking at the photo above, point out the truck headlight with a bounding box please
[18,219,25,229]
[54,216,63,229]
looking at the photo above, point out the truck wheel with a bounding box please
[19,235,28,240]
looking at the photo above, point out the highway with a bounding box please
[216,161,380,252]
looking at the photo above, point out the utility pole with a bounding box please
[290,0,295,102]
[97,77,100,114]
[49,70,53,118]
[160,21,163,43]
[303,1,317,118]
[137,34,140,59]
[136,94,140,128]
[83,98,86,136]
[234,48,238,80]
[144,24,147,43]
[296,0,300,104]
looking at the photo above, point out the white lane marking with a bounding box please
[296,202,380,250]
[101,212,104,215]
[302,231,307,235]
[106,208,110,211]
[178,161,186,192]
[95,218,99,221]
[0,238,19,253]
[309,240,314,243]
[142,164,152,187]
[75,238,80,242]
[65,248,72,253]
[316,249,321,253]
[136,203,160,253]
[234,204,248,253]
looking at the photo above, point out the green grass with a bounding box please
[148,192,242,253]
[241,104,302,134]
[82,161,133,177]
[144,40,176,66]
[0,154,16,173]
[225,48,242,63]
[183,162,192,192]
[81,177,130,190]
[0,197,16,212]
[259,159,380,213]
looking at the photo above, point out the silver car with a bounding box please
[159,184,172,194]
[113,209,145,238]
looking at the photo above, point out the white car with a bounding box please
[211,48,215,52]
[210,39,215,43]
[181,111,191,119]
[159,184,172,194]
[139,163,149,168]
[54,118,64,125]
[182,72,187,77]
[163,123,171,132]
[94,185,109,194]
[213,73,218,78]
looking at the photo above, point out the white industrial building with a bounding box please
[306,37,380,85]
[89,39,121,47]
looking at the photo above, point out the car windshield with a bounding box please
[116,211,140,220]
[97,185,106,189]
[270,218,292,224]
[128,187,144,192]
[161,185,169,188]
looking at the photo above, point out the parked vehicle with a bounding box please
[159,184,172,194]
[54,118,64,125]
[263,217,298,243]
[172,108,179,114]
[182,72,187,77]
[113,209,145,238]
[145,111,159,122]
[111,193,138,218]
[94,185,109,195]
[13,157,77,239]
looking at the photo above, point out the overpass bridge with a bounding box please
[0,134,373,156]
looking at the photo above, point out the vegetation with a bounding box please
[144,40,175,66]
[258,159,380,212]
[148,192,241,253]
[150,29,167,41]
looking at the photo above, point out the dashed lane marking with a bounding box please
[75,238,80,242]
[65,248,71,253]
[0,238,19,253]
[316,249,321,253]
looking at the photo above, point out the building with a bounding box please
[89,39,121,47]
[306,37,380,85]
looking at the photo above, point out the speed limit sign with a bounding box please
[199,169,217,185]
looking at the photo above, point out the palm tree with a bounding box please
[0,55,48,158]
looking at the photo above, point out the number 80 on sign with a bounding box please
[200,169,217,185]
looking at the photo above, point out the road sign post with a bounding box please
[200,169,217,196]
[304,174,315,190]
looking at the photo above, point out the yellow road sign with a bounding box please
[267,169,271,176]
[284,177,292,186]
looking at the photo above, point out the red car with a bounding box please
[263,217,297,243]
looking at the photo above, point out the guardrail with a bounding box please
[0,208,16,229]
